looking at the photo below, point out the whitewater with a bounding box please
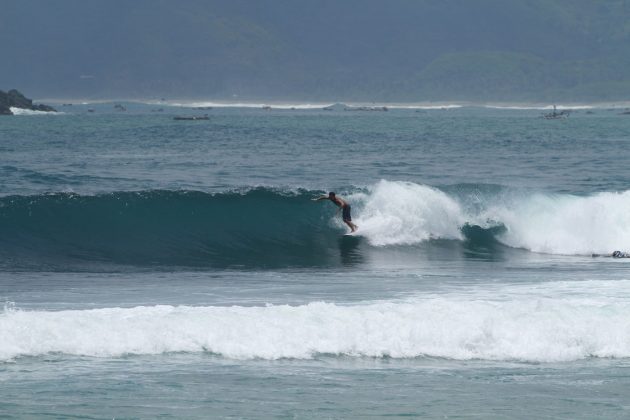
[3,278,630,362]
[349,180,630,255]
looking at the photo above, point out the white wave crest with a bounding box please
[483,104,595,110]
[350,180,464,246]
[482,191,630,255]
[147,100,466,110]
[159,101,327,110]
[346,181,630,255]
[386,104,463,110]
[9,107,60,115]
[3,285,630,362]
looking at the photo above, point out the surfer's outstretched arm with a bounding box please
[312,195,329,201]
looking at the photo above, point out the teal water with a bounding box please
[1,104,630,418]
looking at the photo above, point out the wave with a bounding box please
[349,181,630,255]
[9,107,62,115]
[347,181,465,246]
[477,190,630,255]
[158,100,328,109]
[482,104,595,110]
[0,188,340,269]
[3,282,630,362]
[1,181,629,269]
[157,101,465,110]
[384,104,464,110]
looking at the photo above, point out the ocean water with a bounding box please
[1,103,630,418]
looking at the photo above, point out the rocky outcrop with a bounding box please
[0,92,11,115]
[0,89,56,115]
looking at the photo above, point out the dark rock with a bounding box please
[7,89,33,108]
[32,103,57,112]
[0,90,11,115]
[0,89,57,114]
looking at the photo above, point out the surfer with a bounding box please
[313,192,358,233]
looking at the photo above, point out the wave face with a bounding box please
[3,281,630,362]
[0,189,339,269]
[2,181,629,269]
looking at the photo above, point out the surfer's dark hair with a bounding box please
[328,192,336,197]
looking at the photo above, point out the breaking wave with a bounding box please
[9,107,61,115]
[1,181,629,269]
[3,280,630,362]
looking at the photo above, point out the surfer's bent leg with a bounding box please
[342,205,357,232]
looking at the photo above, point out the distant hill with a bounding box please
[3,0,630,102]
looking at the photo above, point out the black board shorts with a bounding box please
[342,205,352,222]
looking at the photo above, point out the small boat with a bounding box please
[344,106,388,112]
[542,105,569,119]
[174,115,209,121]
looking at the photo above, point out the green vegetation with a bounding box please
[3,0,630,102]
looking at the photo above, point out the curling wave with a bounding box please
[1,181,629,269]
[0,188,340,269]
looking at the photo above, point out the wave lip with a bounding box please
[2,296,630,362]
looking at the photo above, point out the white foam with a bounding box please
[385,104,464,110]
[159,101,328,110]
[3,280,630,362]
[344,181,630,255]
[483,104,595,110]
[481,191,630,255]
[9,107,61,115]
[350,180,464,246]
[147,100,466,110]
